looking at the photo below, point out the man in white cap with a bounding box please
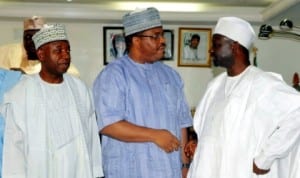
[1,24,103,178]
[93,7,192,178]
[0,16,79,76]
[188,17,300,178]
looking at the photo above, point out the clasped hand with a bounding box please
[153,129,180,153]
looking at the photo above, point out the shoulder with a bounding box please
[250,66,285,86]
[4,74,37,101]
[0,43,22,50]
[155,62,178,74]
[248,66,296,97]
[102,56,127,72]
[64,74,89,90]
[207,72,227,88]
[15,74,37,87]
[156,62,181,78]
[94,56,130,83]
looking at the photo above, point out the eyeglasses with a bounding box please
[136,33,164,40]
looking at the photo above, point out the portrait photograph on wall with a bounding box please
[178,27,212,67]
[103,27,174,65]
[103,26,127,65]
[162,29,174,60]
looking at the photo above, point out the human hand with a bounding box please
[182,167,188,178]
[253,161,270,175]
[152,129,180,153]
[184,139,197,160]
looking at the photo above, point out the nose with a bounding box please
[209,48,215,55]
[61,50,71,61]
[160,35,166,43]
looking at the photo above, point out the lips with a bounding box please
[159,46,165,51]
[58,61,70,69]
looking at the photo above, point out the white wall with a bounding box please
[0,20,299,108]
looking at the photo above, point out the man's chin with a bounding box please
[213,59,220,67]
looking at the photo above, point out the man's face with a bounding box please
[133,27,166,63]
[23,29,40,60]
[190,38,200,49]
[38,40,71,76]
[211,34,234,68]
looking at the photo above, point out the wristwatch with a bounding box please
[182,163,190,169]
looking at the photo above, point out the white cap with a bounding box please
[23,16,46,30]
[213,17,256,50]
[32,24,68,49]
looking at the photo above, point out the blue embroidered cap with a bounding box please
[122,7,162,36]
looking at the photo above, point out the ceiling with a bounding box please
[0,0,299,25]
[0,0,278,6]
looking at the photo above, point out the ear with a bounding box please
[231,41,240,54]
[36,49,45,62]
[132,36,139,44]
[132,36,142,50]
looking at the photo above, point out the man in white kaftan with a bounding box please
[1,24,103,178]
[188,17,300,178]
[0,16,79,76]
[0,43,79,75]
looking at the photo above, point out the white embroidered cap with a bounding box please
[213,17,256,50]
[32,24,68,49]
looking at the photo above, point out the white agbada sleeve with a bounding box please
[254,110,300,170]
[87,90,104,177]
[254,75,300,170]
[2,103,26,178]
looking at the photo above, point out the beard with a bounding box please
[212,54,234,68]
[212,45,234,68]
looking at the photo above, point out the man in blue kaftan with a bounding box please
[93,7,193,178]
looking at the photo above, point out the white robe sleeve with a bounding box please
[254,110,300,170]
[2,103,26,178]
[87,90,104,178]
[89,111,104,177]
[254,80,300,170]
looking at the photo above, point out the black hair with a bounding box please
[191,34,200,41]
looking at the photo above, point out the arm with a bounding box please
[101,120,180,153]
[253,110,300,172]
[87,89,104,178]
[2,103,26,178]
[253,80,300,173]
[90,112,104,178]
[181,127,189,178]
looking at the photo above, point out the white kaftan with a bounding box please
[188,66,300,178]
[1,74,103,178]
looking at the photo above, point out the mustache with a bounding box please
[158,43,166,50]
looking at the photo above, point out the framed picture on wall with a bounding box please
[103,26,127,65]
[162,29,174,60]
[103,27,174,65]
[178,27,212,67]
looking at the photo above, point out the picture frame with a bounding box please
[178,27,212,67]
[162,29,174,60]
[103,26,126,65]
[103,26,174,65]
